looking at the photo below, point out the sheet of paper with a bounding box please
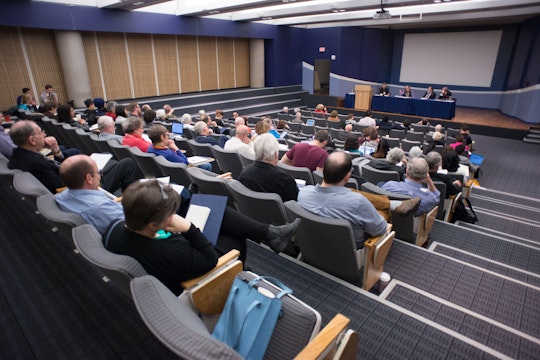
[90,153,113,171]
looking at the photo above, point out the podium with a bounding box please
[354,85,373,110]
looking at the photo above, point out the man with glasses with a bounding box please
[9,120,139,194]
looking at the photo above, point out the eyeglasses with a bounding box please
[32,129,45,136]
[156,180,169,200]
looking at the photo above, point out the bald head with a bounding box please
[323,151,352,185]
[235,125,250,137]
[234,117,245,127]
[59,155,98,190]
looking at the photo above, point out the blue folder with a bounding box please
[189,194,228,245]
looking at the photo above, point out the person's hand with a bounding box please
[165,214,192,233]
[453,179,462,187]
[167,139,179,151]
[43,136,60,153]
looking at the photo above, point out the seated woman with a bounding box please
[146,124,212,171]
[327,110,340,123]
[104,180,300,295]
[370,137,390,159]
[314,103,327,114]
[57,104,89,131]
[400,85,413,98]
[122,116,151,152]
[114,105,128,125]
[343,135,360,154]
[448,134,469,152]
[369,147,406,180]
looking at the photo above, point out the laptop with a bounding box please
[172,122,184,136]
[305,119,315,126]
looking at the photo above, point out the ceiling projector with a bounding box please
[373,10,391,20]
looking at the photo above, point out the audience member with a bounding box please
[292,111,303,123]
[114,105,128,125]
[460,124,473,149]
[83,98,98,126]
[378,82,390,96]
[345,113,356,125]
[298,152,419,248]
[442,147,470,182]
[125,102,141,117]
[0,113,16,158]
[193,120,227,147]
[181,113,195,130]
[40,103,57,120]
[455,144,478,174]
[358,110,376,127]
[360,126,379,150]
[40,84,58,107]
[382,157,440,216]
[143,109,156,128]
[224,125,254,156]
[425,151,461,198]
[122,116,151,152]
[314,103,327,114]
[105,101,118,119]
[214,109,226,127]
[327,110,340,124]
[93,98,106,116]
[408,146,423,159]
[17,88,37,111]
[57,104,88,130]
[97,115,123,144]
[103,179,301,295]
[422,86,436,99]
[19,93,36,113]
[281,130,330,172]
[449,134,469,151]
[163,104,176,119]
[147,124,212,171]
[239,133,299,202]
[343,135,360,153]
[370,137,389,159]
[141,104,152,113]
[369,147,407,180]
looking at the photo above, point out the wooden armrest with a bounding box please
[181,249,240,290]
[55,186,67,193]
[294,314,350,360]
[364,224,392,247]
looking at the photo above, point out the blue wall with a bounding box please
[1,0,539,123]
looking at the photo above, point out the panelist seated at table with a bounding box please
[422,86,436,100]
[399,85,414,98]
[438,87,453,101]
[378,82,391,96]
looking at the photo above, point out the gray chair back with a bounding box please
[36,193,86,234]
[277,162,314,185]
[154,156,192,186]
[187,167,233,205]
[73,224,148,297]
[361,164,400,185]
[107,140,134,161]
[76,128,100,154]
[284,200,361,285]
[90,133,115,154]
[188,139,221,173]
[227,180,288,225]
[405,131,425,142]
[401,139,422,152]
[211,145,244,179]
[128,147,165,178]
[389,129,406,139]
[13,171,51,205]
[433,181,447,220]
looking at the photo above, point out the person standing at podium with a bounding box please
[422,86,436,99]
[378,82,391,96]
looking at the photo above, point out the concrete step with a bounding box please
[526,133,540,139]
[523,137,540,144]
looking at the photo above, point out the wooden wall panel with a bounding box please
[198,37,218,91]
[153,34,180,96]
[81,32,104,99]
[234,38,250,87]
[22,28,67,105]
[217,37,235,89]
[0,27,31,111]
[126,34,156,98]
[95,33,131,100]
[178,36,200,93]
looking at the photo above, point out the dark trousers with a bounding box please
[101,158,140,194]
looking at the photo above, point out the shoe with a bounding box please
[265,218,301,254]
[394,197,420,216]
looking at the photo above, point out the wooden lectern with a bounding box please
[354,85,373,110]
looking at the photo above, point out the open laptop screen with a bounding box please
[172,122,184,135]
[305,119,315,126]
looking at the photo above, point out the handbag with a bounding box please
[212,274,292,360]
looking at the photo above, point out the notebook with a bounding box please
[172,122,184,135]
[187,194,228,245]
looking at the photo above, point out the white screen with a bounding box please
[399,31,502,87]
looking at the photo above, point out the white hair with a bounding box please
[198,109,206,116]
[408,146,423,159]
[155,109,166,119]
[386,147,404,164]
[181,113,192,124]
[97,115,114,131]
[253,133,279,162]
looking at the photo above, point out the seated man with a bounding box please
[9,120,138,194]
[298,152,419,248]
[0,113,16,158]
[97,115,123,144]
[238,133,298,202]
[224,125,254,156]
[280,130,330,172]
[425,151,461,199]
[193,121,228,148]
[146,124,212,171]
[83,98,98,126]
[382,157,440,216]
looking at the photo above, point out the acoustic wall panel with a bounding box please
[217,37,235,90]
[95,32,131,100]
[126,34,157,98]
[153,34,181,96]
[0,27,30,111]
[178,36,200,93]
[234,38,250,87]
[81,32,105,100]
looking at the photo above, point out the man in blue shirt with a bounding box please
[56,155,124,234]
[382,157,440,216]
